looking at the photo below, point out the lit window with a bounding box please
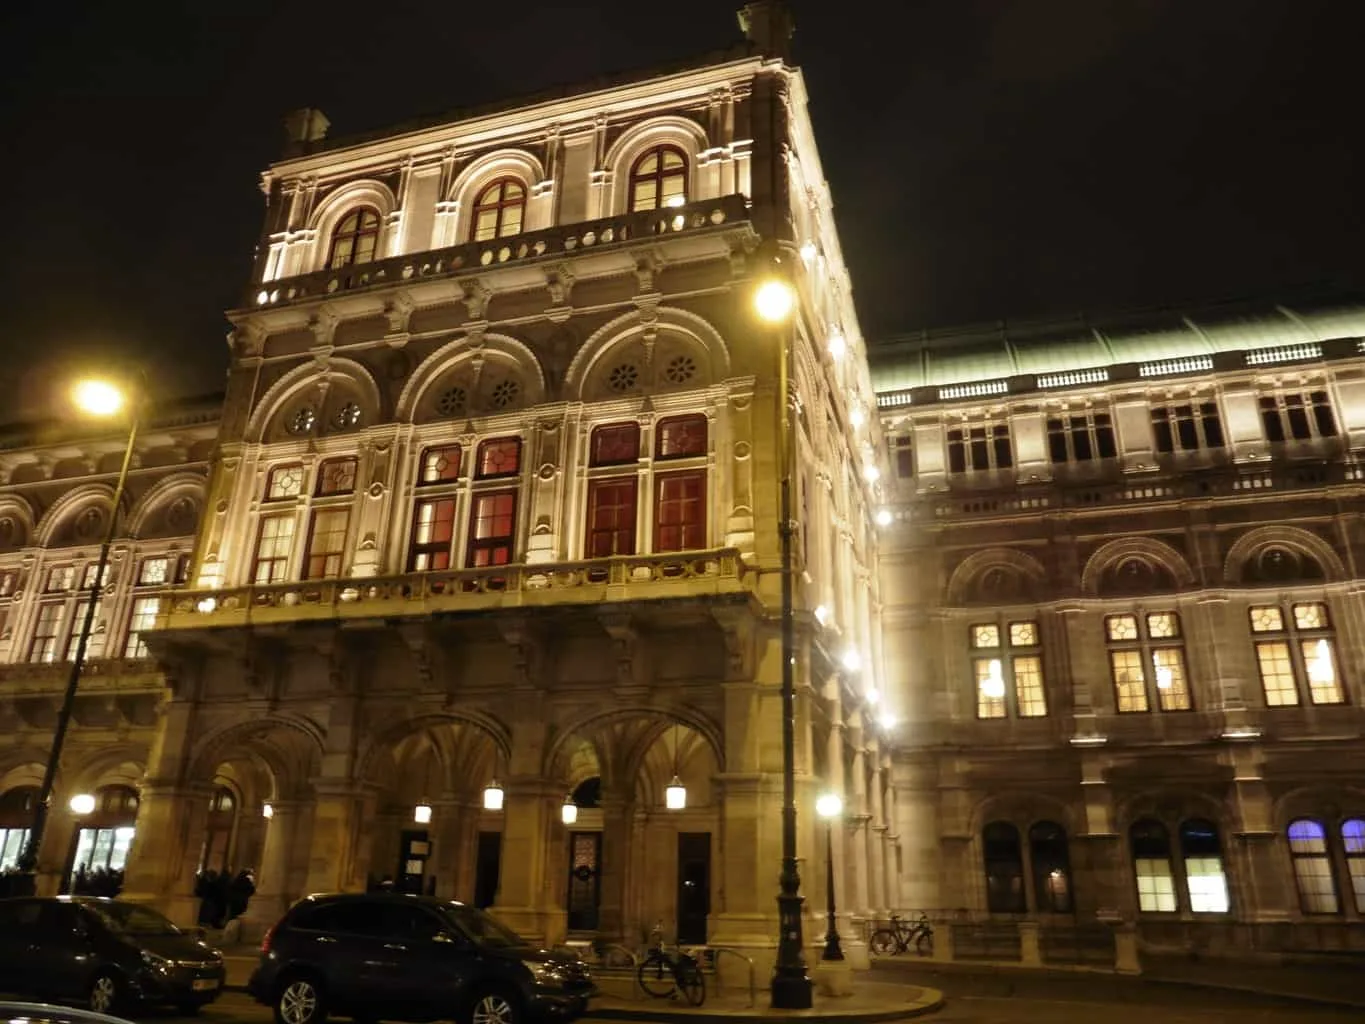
[947,422,1012,473]
[629,145,688,212]
[1342,819,1365,913]
[316,457,358,496]
[591,423,641,467]
[476,438,522,479]
[29,603,63,663]
[265,465,305,501]
[655,472,706,552]
[80,563,109,590]
[304,509,350,580]
[1046,412,1117,464]
[137,557,169,586]
[1180,819,1230,913]
[1105,612,1192,713]
[970,620,1047,719]
[1130,819,1178,913]
[1287,819,1339,914]
[1259,390,1338,443]
[327,207,381,269]
[467,492,517,567]
[1151,402,1225,453]
[124,597,160,659]
[471,179,526,241]
[419,446,462,485]
[1249,602,1344,706]
[251,515,295,585]
[409,498,456,572]
[656,416,707,460]
[64,599,105,661]
[586,479,638,558]
[46,566,74,592]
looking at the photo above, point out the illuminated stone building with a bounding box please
[0,2,894,967]
[874,298,1365,956]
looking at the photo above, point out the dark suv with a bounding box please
[0,897,226,1014]
[248,893,594,1024]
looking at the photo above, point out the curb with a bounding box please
[587,994,946,1023]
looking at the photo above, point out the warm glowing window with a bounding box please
[970,620,1047,719]
[656,415,707,460]
[586,479,638,558]
[409,498,456,572]
[476,437,522,479]
[467,491,517,567]
[1180,819,1230,913]
[327,207,381,269]
[47,566,74,592]
[64,599,105,660]
[316,457,358,496]
[265,465,305,501]
[1259,390,1337,443]
[1046,411,1117,463]
[1131,820,1178,913]
[419,446,463,485]
[1343,819,1365,913]
[471,179,526,242]
[947,422,1012,473]
[1287,819,1339,914]
[29,603,62,663]
[655,472,706,553]
[1152,402,1225,453]
[1104,612,1191,713]
[1249,602,1344,706]
[304,508,350,580]
[137,557,169,586]
[251,514,295,585]
[124,597,160,659]
[629,145,688,212]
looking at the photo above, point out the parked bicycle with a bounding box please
[869,912,934,956]
[637,924,706,1005]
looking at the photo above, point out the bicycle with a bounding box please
[869,912,934,956]
[636,925,706,1006]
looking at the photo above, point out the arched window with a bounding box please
[1245,545,1325,584]
[629,145,688,212]
[1029,821,1073,913]
[200,785,239,875]
[1287,818,1339,914]
[1341,819,1365,913]
[1179,818,1230,913]
[1130,819,1177,912]
[327,207,381,269]
[470,179,526,241]
[982,821,1025,913]
[0,786,37,871]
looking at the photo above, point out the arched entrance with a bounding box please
[0,786,36,870]
[67,784,139,895]
[200,784,240,875]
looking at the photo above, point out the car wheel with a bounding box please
[275,975,328,1024]
[88,971,123,1015]
[469,989,521,1024]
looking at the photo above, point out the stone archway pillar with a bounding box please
[121,781,211,926]
[244,798,308,928]
[34,801,77,897]
[492,780,565,946]
[304,782,363,894]
[595,795,633,942]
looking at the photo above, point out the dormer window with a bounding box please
[327,207,381,269]
[471,179,527,241]
[630,145,688,212]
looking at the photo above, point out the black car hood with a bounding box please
[484,945,578,967]
[126,934,221,962]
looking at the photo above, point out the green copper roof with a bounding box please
[867,296,1365,393]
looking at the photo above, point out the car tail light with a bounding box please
[261,923,277,955]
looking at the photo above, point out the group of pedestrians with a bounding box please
[194,868,256,927]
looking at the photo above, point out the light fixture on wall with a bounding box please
[484,746,506,812]
[665,724,687,811]
[561,794,578,825]
[262,802,274,820]
[414,802,433,825]
[878,710,898,732]
[414,740,434,824]
[840,647,862,674]
[981,659,1006,700]
[69,793,95,816]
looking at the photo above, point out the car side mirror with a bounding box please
[433,931,468,947]
[193,927,207,942]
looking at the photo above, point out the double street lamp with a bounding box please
[15,376,143,892]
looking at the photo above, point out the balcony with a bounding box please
[247,195,752,311]
[155,548,752,632]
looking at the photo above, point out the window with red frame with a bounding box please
[629,146,688,212]
[477,437,522,478]
[409,498,456,571]
[655,471,706,552]
[467,492,517,567]
[586,479,638,558]
[471,179,526,242]
[316,457,357,496]
[419,445,462,485]
[327,207,381,269]
[656,415,707,459]
[591,423,640,466]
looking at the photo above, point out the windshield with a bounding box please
[439,903,524,949]
[87,901,182,936]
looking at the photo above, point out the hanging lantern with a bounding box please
[414,802,433,824]
[561,795,578,825]
[262,802,274,820]
[483,780,505,811]
[665,775,687,811]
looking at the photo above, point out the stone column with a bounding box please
[491,780,563,946]
[821,693,866,969]
[596,795,633,942]
[847,722,871,921]
[303,782,363,894]
[244,799,307,927]
[868,744,889,915]
[430,799,465,898]
[35,802,78,897]
[120,781,212,925]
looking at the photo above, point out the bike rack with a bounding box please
[707,947,756,1007]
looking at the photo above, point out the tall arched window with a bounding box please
[1029,821,1073,913]
[1180,818,1230,913]
[1130,819,1177,912]
[327,207,381,269]
[1287,818,1339,913]
[1341,819,1365,913]
[982,821,1025,913]
[470,179,526,241]
[629,145,688,212]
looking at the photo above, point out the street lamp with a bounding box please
[755,268,813,1009]
[15,376,142,891]
[815,792,844,961]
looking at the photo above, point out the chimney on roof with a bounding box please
[282,108,331,156]
[738,1,794,61]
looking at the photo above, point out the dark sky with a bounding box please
[2,1,1361,411]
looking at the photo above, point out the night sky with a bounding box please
[2,1,1360,414]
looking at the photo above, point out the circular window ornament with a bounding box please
[490,379,521,409]
[333,402,362,430]
[663,354,696,385]
[436,386,468,417]
[286,406,316,435]
[608,364,639,393]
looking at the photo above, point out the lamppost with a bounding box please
[15,377,142,893]
[815,792,844,961]
[754,269,813,1009]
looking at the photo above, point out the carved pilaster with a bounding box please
[498,616,546,690]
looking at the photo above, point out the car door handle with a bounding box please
[314,936,337,944]
[383,943,407,951]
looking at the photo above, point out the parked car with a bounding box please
[0,1002,139,1024]
[248,892,595,1024]
[0,897,226,1014]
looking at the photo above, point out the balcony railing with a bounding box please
[156,548,752,631]
[247,195,752,311]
